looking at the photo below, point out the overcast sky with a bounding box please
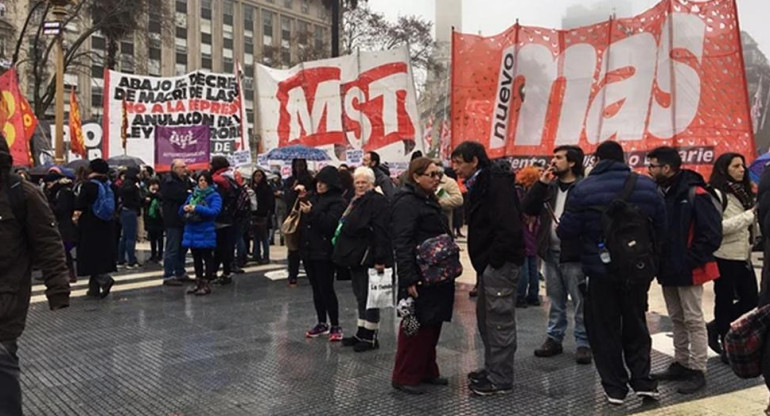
[368,0,770,58]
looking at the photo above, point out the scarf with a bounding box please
[190,187,214,206]
[725,180,754,210]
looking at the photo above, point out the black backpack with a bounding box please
[222,177,250,220]
[595,173,657,282]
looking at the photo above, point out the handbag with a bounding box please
[366,268,394,309]
[415,233,463,286]
[724,305,770,378]
[280,199,302,251]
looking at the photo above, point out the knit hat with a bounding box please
[315,165,341,190]
[89,158,109,174]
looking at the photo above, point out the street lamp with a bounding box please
[49,0,70,164]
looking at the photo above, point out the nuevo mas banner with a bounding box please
[256,46,423,165]
[103,70,250,165]
[451,0,755,174]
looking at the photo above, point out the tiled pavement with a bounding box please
[20,247,768,415]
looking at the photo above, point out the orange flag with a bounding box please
[69,88,86,158]
[0,69,35,166]
[121,98,128,152]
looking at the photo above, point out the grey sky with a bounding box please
[369,0,770,58]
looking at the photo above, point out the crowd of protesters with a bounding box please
[6,132,770,413]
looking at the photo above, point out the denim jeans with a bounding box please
[544,250,588,347]
[118,208,138,265]
[253,236,270,261]
[517,255,539,302]
[0,340,21,416]
[163,227,187,279]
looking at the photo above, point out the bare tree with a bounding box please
[12,0,171,118]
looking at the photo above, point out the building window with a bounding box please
[224,58,233,73]
[91,86,103,108]
[263,11,274,46]
[223,37,233,50]
[120,54,134,73]
[244,5,254,32]
[202,56,212,70]
[281,17,291,65]
[318,4,328,19]
[284,0,293,9]
[202,33,212,45]
[315,25,324,52]
[149,48,161,60]
[175,26,187,39]
[298,21,308,46]
[91,36,105,50]
[244,36,254,55]
[176,64,186,76]
[121,41,134,56]
[175,0,186,14]
[245,64,254,77]
[223,0,234,26]
[149,59,161,76]
[201,0,212,20]
[91,64,103,79]
[176,52,187,65]
[301,0,310,14]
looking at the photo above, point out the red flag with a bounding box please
[69,88,86,158]
[0,69,34,166]
[440,118,451,160]
[423,115,434,153]
[121,99,128,152]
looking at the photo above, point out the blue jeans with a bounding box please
[118,208,138,265]
[0,340,20,416]
[544,250,588,347]
[164,227,187,278]
[253,236,270,261]
[517,255,539,302]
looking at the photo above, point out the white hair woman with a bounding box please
[331,166,393,352]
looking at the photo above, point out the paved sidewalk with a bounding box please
[19,240,768,415]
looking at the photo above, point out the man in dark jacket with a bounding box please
[364,151,395,199]
[161,159,191,285]
[284,158,313,286]
[557,141,666,405]
[647,146,723,395]
[451,141,523,396]
[521,145,592,364]
[0,136,70,415]
[758,164,770,308]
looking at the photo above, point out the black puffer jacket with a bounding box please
[45,178,78,243]
[299,168,346,261]
[391,183,454,325]
[332,190,393,269]
[119,167,142,213]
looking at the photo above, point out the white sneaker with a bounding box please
[636,389,660,400]
[605,392,625,405]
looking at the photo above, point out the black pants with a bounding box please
[214,226,236,276]
[714,258,759,337]
[305,259,339,326]
[585,276,655,398]
[191,248,215,280]
[148,230,164,260]
[351,267,380,325]
[0,340,21,416]
[288,250,302,283]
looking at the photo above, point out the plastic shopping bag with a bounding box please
[366,268,394,310]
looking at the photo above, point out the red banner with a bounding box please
[0,69,35,166]
[451,0,754,174]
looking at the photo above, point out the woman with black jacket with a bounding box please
[118,167,142,268]
[43,168,78,283]
[251,169,276,264]
[333,166,393,352]
[391,157,454,394]
[298,166,347,341]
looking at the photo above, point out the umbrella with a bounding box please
[265,145,330,161]
[29,164,52,177]
[106,155,146,168]
[749,152,770,182]
[66,159,90,171]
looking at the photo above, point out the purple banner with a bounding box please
[154,125,210,171]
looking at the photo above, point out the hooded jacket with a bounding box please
[299,166,346,261]
[657,169,723,286]
[283,158,313,209]
[556,160,667,280]
[373,164,395,199]
[119,167,142,213]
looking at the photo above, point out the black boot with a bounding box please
[354,329,379,352]
[187,279,203,295]
[342,327,363,347]
[707,320,722,354]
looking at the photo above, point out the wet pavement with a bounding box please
[19,243,768,415]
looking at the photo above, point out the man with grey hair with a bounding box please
[332,166,393,352]
[161,159,193,285]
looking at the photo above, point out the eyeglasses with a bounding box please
[421,172,443,179]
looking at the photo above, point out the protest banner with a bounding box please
[451,0,755,175]
[256,46,423,166]
[49,121,104,161]
[154,125,210,172]
[103,69,250,165]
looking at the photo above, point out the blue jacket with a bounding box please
[557,160,667,280]
[656,169,723,286]
[180,188,222,249]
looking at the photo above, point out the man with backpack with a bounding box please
[73,159,118,298]
[0,135,71,415]
[557,141,666,405]
[521,145,591,364]
[451,141,523,396]
[646,146,723,395]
